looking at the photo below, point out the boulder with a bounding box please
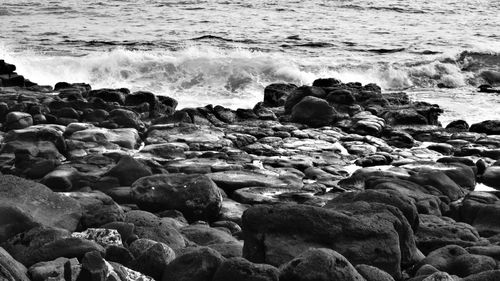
[469,120,500,135]
[291,96,337,127]
[481,166,500,190]
[279,248,365,281]
[213,257,279,281]
[0,175,82,242]
[242,203,418,279]
[131,242,176,280]
[284,86,326,114]
[4,112,33,131]
[104,155,152,186]
[459,192,500,237]
[263,83,297,107]
[131,174,222,222]
[355,264,395,281]
[180,224,239,246]
[161,247,224,281]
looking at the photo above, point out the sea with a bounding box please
[1,0,500,126]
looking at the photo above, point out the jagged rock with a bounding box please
[71,228,122,247]
[263,83,297,107]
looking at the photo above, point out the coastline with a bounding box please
[2,58,500,280]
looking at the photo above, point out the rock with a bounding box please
[325,89,355,105]
[279,248,365,281]
[90,89,126,104]
[76,250,107,281]
[208,170,301,193]
[130,174,222,222]
[4,112,33,131]
[459,192,500,237]
[470,120,500,135]
[128,239,158,258]
[0,175,82,242]
[0,60,16,74]
[69,127,141,150]
[213,257,279,281]
[446,120,469,132]
[61,191,125,228]
[132,242,176,280]
[355,264,395,281]
[0,247,30,281]
[108,108,145,131]
[461,270,500,281]
[109,261,155,281]
[207,242,243,258]
[146,123,231,150]
[17,237,104,267]
[161,247,224,281]
[416,214,482,255]
[421,272,456,281]
[104,155,152,186]
[100,222,135,246]
[325,189,419,230]
[28,257,77,281]
[125,210,186,249]
[180,224,239,246]
[481,166,500,189]
[263,83,297,107]
[232,187,315,205]
[291,96,337,127]
[408,170,465,202]
[284,86,326,114]
[417,245,496,278]
[140,143,187,160]
[242,203,417,279]
[104,245,134,267]
[71,228,122,248]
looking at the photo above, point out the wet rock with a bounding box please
[207,242,243,258]
[68,126,141,150]
[279,248,365,281]
[213,257,279,281]
[76,250,107,281]
[146,123,231,150]
[459,192,500,237]
[291,96,337,127]
[131,173,222,222]
[140,142,187,160]
[284,86,326,114]
[0,247,30,281]
[408,170,465,202]
[161,247,224,281]
[104,245,134,267]
[28,257,76,281]
[108,108,145,131]
[232,187,315,205]
[481,166,500,189]
[446,120,469,132]
[421,272,456,281]
[461,270,500,281]
[0,175,82,242]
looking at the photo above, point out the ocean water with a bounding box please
[1,0,500,125]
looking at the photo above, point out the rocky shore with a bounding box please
[2,58,500,281]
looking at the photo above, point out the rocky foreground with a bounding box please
[2,59,500,281]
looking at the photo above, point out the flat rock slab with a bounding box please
[0,175,82,242]
[208,170,302,192]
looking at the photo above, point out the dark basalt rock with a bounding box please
[291,96,337,127]
[470,120,500,135]
[284,86,326,114]
[263,83,297,107]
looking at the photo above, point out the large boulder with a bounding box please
[469,120,500,135]
[3,112,33,131]
[291,96,337,127]
[103,155,152,186]
[284,86,326,114]
[263,83,297,107]
[131,174,222,222]
[242,203,418,279]
[0,175,82,242]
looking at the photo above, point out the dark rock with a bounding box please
[108,108,145,131]
[242,203,418,279]
[132,242,176,280]
[291,96,337,127]
[462,270,500,281]
[104,155,152,186]
[416,214,482,255]
[325,89,356,105]
[470,120,500,135]
[131,174,222,222]
[161,247,224,281]
[481,166,500,189]
[104,245,134,267]
[0,175,82,242]
[0,60,16,74]
[0,74,25,87]
[446,120,469,132]
[3,112,33,131]
[284,86,326,114]
[76,251,107,281]
[263,83,297,107]
[213,257,279,281]
[208,170,302,193]
[459,192,500,237]
[89,89,126,104]
[124,210,186,249]
[279,248,365,281]
[312,78,341,87]
[28,257,76,281]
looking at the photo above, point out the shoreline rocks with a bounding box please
[1,59,500,280]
